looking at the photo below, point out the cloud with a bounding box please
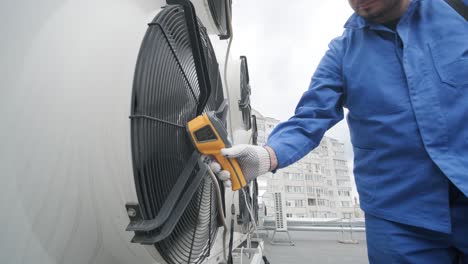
[229,0,353,118]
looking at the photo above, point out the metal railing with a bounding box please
[261,217,366,232]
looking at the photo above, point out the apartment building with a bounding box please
[253,110,357,219]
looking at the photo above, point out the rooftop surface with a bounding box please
[262,230,368,264]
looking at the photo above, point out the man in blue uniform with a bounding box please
[219,0,468,262]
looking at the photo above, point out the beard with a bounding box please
[358,0,402,23]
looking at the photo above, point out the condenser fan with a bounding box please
[191,0,232,39]
[239,56,252,130]
[127,1,225,263]
[207,0,231,39]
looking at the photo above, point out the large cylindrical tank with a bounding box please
[0,1,182,263]
[0,1,255,263]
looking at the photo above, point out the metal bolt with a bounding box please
[127,208,137,217]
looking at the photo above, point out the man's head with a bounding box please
[348,0,411,23]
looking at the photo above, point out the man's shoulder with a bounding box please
[327,29,353,56]
[418,0,466,21]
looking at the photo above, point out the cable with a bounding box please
[221,2,260,247]
[240,188,264,253]
[222,1,269,259]
[228,203,236,264]
[240,246,244,264]
[206,161,263,263]
[206,163,229,262]
[223,0,235,141]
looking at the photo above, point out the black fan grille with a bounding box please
[239,57,252,130]
[156,177,218,263]
[207,0,230,36]
[130,5,223,264]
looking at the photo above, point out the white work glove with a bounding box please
[207,158,233,188]
[221,144,272,182]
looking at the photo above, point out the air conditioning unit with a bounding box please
[0,0,261,264]
[226,56,253,145]
[191,0,231,39]
[273,192,287,232]
[271,192,294,246]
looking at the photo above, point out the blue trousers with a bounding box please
[365,182,468,264]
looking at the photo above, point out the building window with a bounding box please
[286,185,304,193]
[337,180,350,186]
[308,198,316,206]
[295,200,305,207]
[314,174,325,183]
[285,172,304,181]
[341,201,351,207]
[286,213,293,218]
[333,159,347,166]
[314,164,321,173]
[317,199,329,207]
[327,180,333,186]
[338,190,351,197]
[316,188,325,197]
[321,145,328,156]
[335,170,348,176]
[285,200,305,208]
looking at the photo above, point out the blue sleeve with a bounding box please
[266,36,346,168]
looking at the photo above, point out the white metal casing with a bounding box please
[0,1,249,264]
[225,57,253,146]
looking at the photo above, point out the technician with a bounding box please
[219,0,468,263]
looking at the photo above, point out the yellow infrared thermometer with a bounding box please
[187,111,247,191]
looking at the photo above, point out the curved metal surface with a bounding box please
[0,1,167,263]
[0,1,255,263]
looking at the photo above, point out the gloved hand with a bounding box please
[207,158,232,188]
[221,144,274,182]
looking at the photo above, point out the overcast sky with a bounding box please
[229,0,353,138]
[216,0,359,197]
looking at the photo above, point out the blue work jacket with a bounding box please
[267,0,468,233]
